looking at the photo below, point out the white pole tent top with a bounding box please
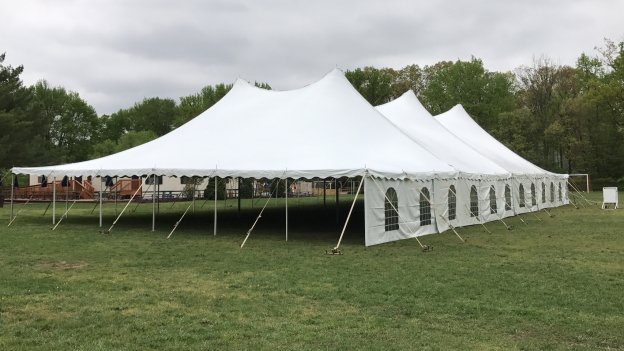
[12,69,457,180]
[434,104,559,177]
[376,90,511,178]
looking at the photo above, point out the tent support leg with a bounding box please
[52,177,56,225]
[52,200,78,230]
[323,180,326,207]
[167,201,194,239]
[193,181,196,214]
[335,178,339,225]
[114,177,118,216]
[328,177,364,255]
[152,174,156,232]
[241,177,282,249]
[285,178,288,242]
[105,177,144,233]
[9,173,15,224]
[98,178,103,228]
[214,176,218,236]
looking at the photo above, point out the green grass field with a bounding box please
[0,193,623,350]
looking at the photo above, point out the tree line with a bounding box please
[1,39,623,187]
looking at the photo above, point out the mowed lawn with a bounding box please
[0,192,622,350]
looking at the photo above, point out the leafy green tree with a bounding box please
[345,67,394,105]
[128,97,176,136]
[391,64,425,99]
[421,58,515,130]
[175,84,232,127]
[30,80,100,163]
[90,130,157,158]
[0,55,51,168]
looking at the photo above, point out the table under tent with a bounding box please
[376,91,570,232]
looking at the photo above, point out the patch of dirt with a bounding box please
[36,260,88,271]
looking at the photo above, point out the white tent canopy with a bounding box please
[434,104,569,210]
[434,105,551,176]
[376,91,516,229]
[376,91,510,177]
[12,69,462,246]
[13,69,457,181]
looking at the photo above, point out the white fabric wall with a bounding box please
[364,177,438,246]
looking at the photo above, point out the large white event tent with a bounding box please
[434,104,569,213]
[12,69,463,246]
[376,91,514,231]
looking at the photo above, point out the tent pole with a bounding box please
[65,179,69,217]
[152,174,156,232]
[106,177,144,233]
[329,176,364,254]
[192,179,196,214]
[285,178,288,242]
[9,173,14,224]
[335,178,339,225]
[323,179,326,207]
[214,176,217,236]
[237,177,241,217]
[99,177,103,228]
[53,176,57,225]
[114,176,118,216]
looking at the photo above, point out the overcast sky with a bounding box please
[2,0,622,115]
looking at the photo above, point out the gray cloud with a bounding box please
[1,0,622,115]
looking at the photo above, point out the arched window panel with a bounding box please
[531,183,537,206]
[550,182,555,202]
[470,185,479,217]
[542,183,546,204]
[384,187,399,232]
[504,184,512,211]
[519,184,526,208]
[420,187,432,226]
[489,186,497,214]
[558,183,562,202]
[448,185,457,221]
